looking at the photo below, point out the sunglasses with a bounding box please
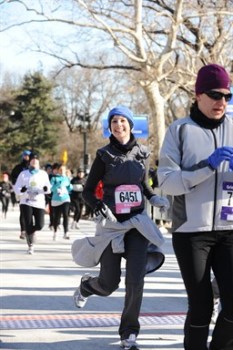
[204,90,232,102]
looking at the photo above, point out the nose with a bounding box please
[115,120,122,126]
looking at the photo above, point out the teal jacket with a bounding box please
[50,175,73,203]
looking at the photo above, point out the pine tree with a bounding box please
[2,72,61,162]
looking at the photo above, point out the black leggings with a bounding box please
[52,202,70,233]
[71,198,83,222]
[172,230,233,350]
[20,204,45,245]
[81,229,148,340]
[1,196,10,215]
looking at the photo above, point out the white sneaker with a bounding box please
[27,246,34,255]
[63,233,70,239]
[73,274,92,308]
[53,232,57,241]
[120,334,139,349]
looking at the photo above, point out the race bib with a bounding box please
[115,184,142,214]
[27,180,39,201]
[220,181,233,221]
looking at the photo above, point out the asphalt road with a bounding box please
[0,205,208,350]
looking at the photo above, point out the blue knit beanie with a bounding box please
[22,150,31,157]
[108,106,134,130]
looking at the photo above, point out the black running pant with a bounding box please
[172,230,233,350]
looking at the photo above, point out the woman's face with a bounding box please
[30,158,40,169]
[58,166,66,176]
[3,173,9,182]
[110,115,131,144]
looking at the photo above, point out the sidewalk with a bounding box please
[0,205,189,350]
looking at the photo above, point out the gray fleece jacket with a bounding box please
[71,210,165,274]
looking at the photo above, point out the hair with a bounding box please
[52,162,61,170]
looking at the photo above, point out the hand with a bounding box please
[20,186,27,193]
[94,201,107,219]
[208,147,233,170]
[43,186,48,192]
[94,201,117,223]
[149,195,170,211]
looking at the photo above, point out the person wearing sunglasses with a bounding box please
[157,63,233,350]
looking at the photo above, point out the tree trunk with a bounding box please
[142,81,166,158]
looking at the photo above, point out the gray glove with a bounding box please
[149,195,170,212]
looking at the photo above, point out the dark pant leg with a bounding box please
[72,199,79,222]
[32,207,45,232]
[210,230,233,350]
[20,205,45,246]
[52,205,62,232]
[172,232,215,350]
[19,204,26,231]
[20,204,34,246]
[119,229,148,340]
[1,197,6,214]
[48,200,53,226]
[61,202,70,234]
[5,197,10,214]
[81,242,122,297]
[1,197,9,215]
[76,200,83,222]
[81,230,148,340]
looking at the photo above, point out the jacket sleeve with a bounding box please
[157,124,214,196]
[82,154,105,209]
[11,164,22,185]
[13,172,24,196]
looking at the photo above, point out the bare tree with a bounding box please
[1,0,233,156]
[52,67,135,131]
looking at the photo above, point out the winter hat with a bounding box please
[195,64,231,94]
[22,150,31,157]
[29,152,39,161]
[108,105,134,130]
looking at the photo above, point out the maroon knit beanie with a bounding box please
[195,64,231,94]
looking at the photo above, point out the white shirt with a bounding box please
[14,169,51,209]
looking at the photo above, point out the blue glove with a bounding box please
[208,147,233,170]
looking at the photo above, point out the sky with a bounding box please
[0,2,76,77]
[0,30,58,76]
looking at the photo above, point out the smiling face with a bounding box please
[110,115,131,144]
[196,88,230,120]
